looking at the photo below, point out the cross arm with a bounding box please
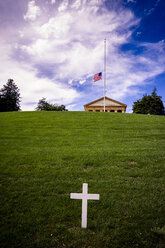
[87,194,100,200]
[70,193,83,199]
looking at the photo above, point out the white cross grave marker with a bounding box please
[70,183,100,228]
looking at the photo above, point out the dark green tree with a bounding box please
[36,98,68,111]
[35,98,50,111]
[0,79,21,112]
[133,88,164,115]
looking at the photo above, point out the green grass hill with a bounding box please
[0,111,165,248]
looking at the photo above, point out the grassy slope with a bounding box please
[0,111,165,248]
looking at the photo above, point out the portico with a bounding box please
[84,96,127,113]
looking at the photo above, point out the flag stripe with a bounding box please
[94,72,102,82]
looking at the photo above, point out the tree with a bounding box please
[36,98,68,111]
[133,88,164,115]
[0,79,21,112]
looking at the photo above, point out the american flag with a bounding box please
[94,72,102,82]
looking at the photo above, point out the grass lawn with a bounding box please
[0,111,165,248]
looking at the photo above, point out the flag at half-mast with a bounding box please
[94,72,102,82]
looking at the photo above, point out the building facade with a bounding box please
[84,96,127,113]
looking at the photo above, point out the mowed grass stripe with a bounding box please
[0,111,165,248]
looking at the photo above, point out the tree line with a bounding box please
[0,79,68,112]
[0,79,164,114]
[36,97,68,111]
[133,88,164,115]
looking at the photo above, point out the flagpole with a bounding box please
[104,38,106,112]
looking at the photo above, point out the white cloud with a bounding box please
[71,0,82,9]
[127,0,136,3]
[68,79,73,85]
[0,41,80,111]
[104,42,165,99]
[37,14,72,39]
[51,0,56,4]
[24,0,41,21]
[67,103,77,110]
[58,0,69,12]
[136,31,141,37]
[79,80,86,85]
[20,5,138,83]
[144,0,161,16]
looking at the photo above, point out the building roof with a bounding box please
[84,96,127,107]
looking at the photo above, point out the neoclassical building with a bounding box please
[84,96,127,113]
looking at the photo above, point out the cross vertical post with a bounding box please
[82,183,88,228]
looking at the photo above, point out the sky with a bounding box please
[0,0,165,112]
